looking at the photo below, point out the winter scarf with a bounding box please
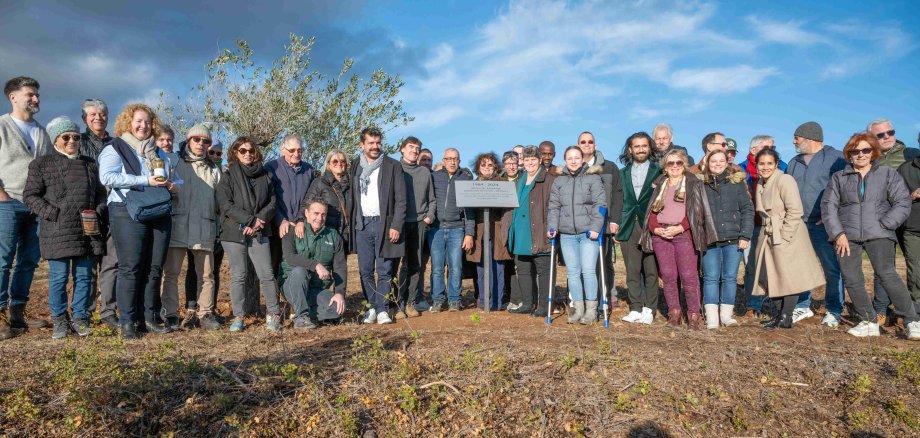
[745,153,759,187]
[359,154,383,195]
[229,161,266,214]
[119,132,158,169]
[651,174,686,214]
[54,144,80,160]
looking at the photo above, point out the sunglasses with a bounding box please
[666,160,684,167]
[579,140,595,145]
[329,159,346,165]
[237,148,256,155]
[284,148,303,154]
[59,134,80,142]
[848,147,873,157]
[875,130,895,140]
[480,162,495,167]
[708,142,728,148]
[190,137,212,145]
[208,150,222,156]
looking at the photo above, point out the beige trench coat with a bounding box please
[169,156,221,251]
[752,172,825,297]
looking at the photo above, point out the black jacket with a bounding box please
[216,162,276,243]
[701,171,754,243]
[592,150,624,233]
[350,155,407,258]
[897,158,920,233]
[23,151,107,259]
[306,171,353,250]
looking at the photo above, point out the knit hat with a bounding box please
[794,121,823,142]
[186,122,213,140]
[725,138,737,152]
[46,116,80,143]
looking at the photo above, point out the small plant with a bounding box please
[634,380,651,395]
[730,407,749,432]
[892,350,920,386]
[612,392,633,412]
[561,352,578,370]
[398,385,420,411]
[685,392,700,407]
[846,410,868,428]
[470,313,481,325]
[884,398,919,430]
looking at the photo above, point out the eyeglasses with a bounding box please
[875,130,896,140]
[666,160,684,167]
[848,147,873,156]
[237,148,256,155]
[60,134,80,142]
[329,159,346,165]
[762,145,776,149]
[480,163,495,168]
[190,137,212,145]
[443,157,459,162]
[708,142,728,148]
[579,140,595,145]
[284,148,303,154]
[208,150,222,157]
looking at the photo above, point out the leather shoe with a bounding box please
[509,306,532,314]
[764,313,792,330]
[121,323,139,340]
[666,309,682,328]
[145,321,171,334]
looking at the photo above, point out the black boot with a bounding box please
[145,320,171,334]
[120,323,138,340]
[762,312,782,329]
[778,313,793,329]
[10,304,50,330]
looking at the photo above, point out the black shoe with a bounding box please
[10,304,49,330]
[764,313,791,330]
[165,316,180,330]
[101,315,119,330]
[531,308,548,318]
[52,316,70,340]
[509,306,532,314]
[121,323,139,340]
[778,314,793,329]
[199,314,221,330]
[71,318,92,337]
[761,313,782,328]
[145,321,171,334]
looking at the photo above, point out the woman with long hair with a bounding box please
[467,152,513,311]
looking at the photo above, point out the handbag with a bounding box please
[110,138,172,222]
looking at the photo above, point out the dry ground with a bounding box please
[0,249,918,437]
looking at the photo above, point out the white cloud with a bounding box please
[669,66,778,94]
[629,98,712,121]
[746,16,831,46]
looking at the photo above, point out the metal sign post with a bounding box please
[455,180,520,313]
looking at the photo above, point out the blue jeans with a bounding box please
[797,222,844,316]
[47,257,95,319]
[559,233,599,301]
[428,226,464,304]
[0,199,40,309]
[743,226,763,311]
[355,216,395,313]
[702,243,743,305]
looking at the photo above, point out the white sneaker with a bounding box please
[362,308,376,324]
[821,313,840,328]
[791,307,814,324]
[622,310,642,323]
[638,307,654,325]
[376,311,393,325]
[507,302,521,311]
[906,321,920,340]
[847,321,880,337]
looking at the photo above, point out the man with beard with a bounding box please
[395,136,435,318]
[652,123,694,166]
[577,131,624,309]
[786,121,846,327]
[0,76,53,339]
[615,132,660,324]
[350,127,406,324]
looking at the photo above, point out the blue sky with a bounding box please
[2,0,918,166]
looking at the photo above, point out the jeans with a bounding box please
[652,232,701,314]
[397,221,427,308]
[797,222,844,317]
[515,254,550,311]
[743,225,764,311]
[0,199,40,309]
[87,233,118,318]
[702,243,743,305]
[428,226,464,304]
[47,256,94,320]
[110,203,171,325]
[356,216,395,313]
[223,237,281,317]
[838,239,918,324]
[475,238,506,310]
[559,233,599,301]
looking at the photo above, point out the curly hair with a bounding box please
[472,152,500,178]
[113,103,161,139]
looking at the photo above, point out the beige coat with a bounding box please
[169,155,221,251]
[752,171,825,297]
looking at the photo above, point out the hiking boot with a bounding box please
[71,318,92,337]
[405,304,420,317]
[376,311,393,324]
[0,311,13,340]
[580,301,598,325]
[120,323,139,340]
[10,304,49,330]
[145,320,171,334]
[52,315,70,340]
[199,314,221,330]
[791,307,814,324]
[265,314,282,331]
[847,321,880,338]
[531,307,548,318]
[165,316,180,331]
[101,314,119,330]
[293,316,317,330]
[448,302,461,312]
[568,301,585,324]
[430,301,444,313]
[687,312,702,330]
[229,317,245,332]
[666,309,682,328]
[394,309,408,320]
[180,312,199,329]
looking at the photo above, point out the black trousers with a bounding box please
[515,254,550,311]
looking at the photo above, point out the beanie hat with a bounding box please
[46,116,80,143]
[725,138,737,152]
[186,122,214,140]
[795,121,823,142]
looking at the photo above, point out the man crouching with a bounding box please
[280,197,347,329]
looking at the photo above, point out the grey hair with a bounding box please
[443,147,460,158]
[81,99,108,116]
[282,134,303,148]
[653,123,673,137]
[866,118,892,132]
[323,149,347,172]
[749,135,774,149]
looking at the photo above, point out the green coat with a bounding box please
[615,162,661,241]
[279,225,347,294]
[877,140,920,170]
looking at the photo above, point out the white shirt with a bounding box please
[631,160,650,197]
[11,116,39,152]
[360,167,381,216]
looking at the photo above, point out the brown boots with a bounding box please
[0,311,12,340]
[667,308,682,328]
[687,312,702,330]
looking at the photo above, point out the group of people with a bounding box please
[1,75,919,341]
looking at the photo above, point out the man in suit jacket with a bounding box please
[614,132,661,325]
[350,127,407,325]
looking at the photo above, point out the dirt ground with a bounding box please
[0,250,918,437]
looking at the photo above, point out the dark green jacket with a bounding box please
[877,140,920,170]
[615,162,661,241]
[279,224,347,294]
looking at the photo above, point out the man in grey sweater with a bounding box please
[395,136,436,318]
[0,76,53,339]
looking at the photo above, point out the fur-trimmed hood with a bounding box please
[554,164,604,176]
[694,168,746,185]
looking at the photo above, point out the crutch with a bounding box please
[598,207,610,328]
[546,228,557,325]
